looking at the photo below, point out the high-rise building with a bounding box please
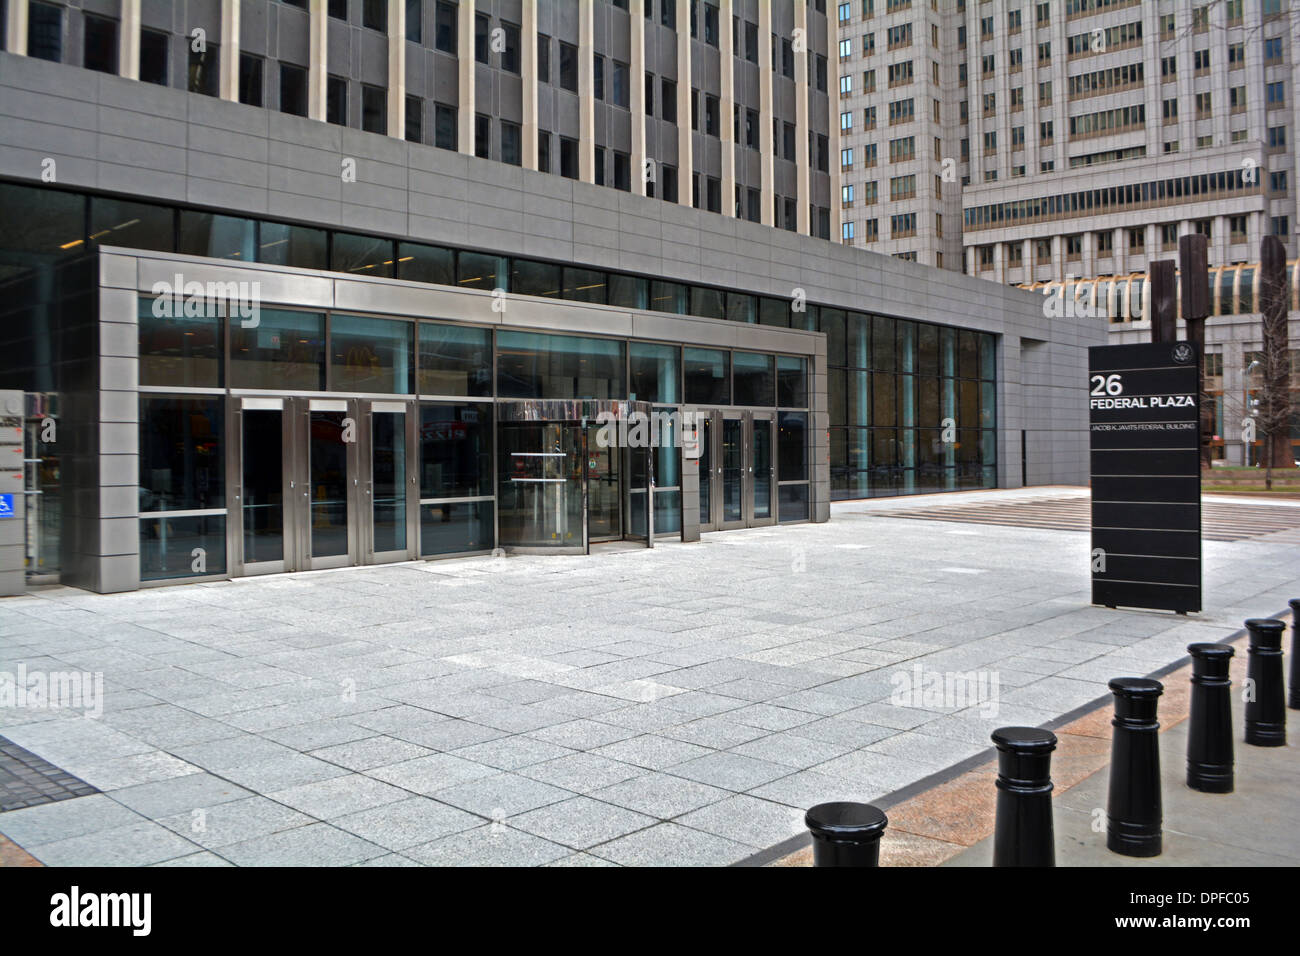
[0,0,1097,595]
[836,0,1298,281]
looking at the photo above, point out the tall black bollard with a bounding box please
[1289,599,1300,710]
[805,802,888,867]
[1107,677,1164,858]
[991,727,1057,867]
[1244,618,1287,746]
[1186,644,1234,793]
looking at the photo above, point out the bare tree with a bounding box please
[1257,236,1294,487]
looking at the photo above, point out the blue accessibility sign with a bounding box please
[0,494,13,518]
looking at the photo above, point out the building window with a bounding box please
[612,61,629,108]
[501,22,521,73]
[82,13,118,75]
[280,63,308,116]
[362,0,387,32]
[189,45,220,98]
[500,121,521,166]
[559,137,578,179]
[326,75,347,125]
[362,85,386,134]
[435,1,456,54]
[434,103,457,150]
[27,1,62,63]
[475,114,491,159]
[559,42,578,92]
[613,151,631,191]
[405,95,423,144]
[239,54,264,107]
[140,29,169,85]
[474,13,490,63]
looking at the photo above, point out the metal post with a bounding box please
[1289,599,1300,710]
[991,727,1057,867]
[1106,677,1163,858]
[1244,618,1287,746]
[1186,643,1234,793]
[805,802,888,867]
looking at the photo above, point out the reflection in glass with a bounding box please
[497,423,584,548]
[458,251,507,290]
[699,415,712,525]
[847,312,869,369]
[587,428,620,540]
[690,286,725,319]
[333,232,394,276]
[89,197,174,252]
[684,348,729,405]
[650,280,688,313]
[655,489,681,533]
[258,221,327,269]
[496,330,625,399]
[310,410,349,558]
[726,293,756,323]
[759,297,789,327]
[820,309,846,366]
[512,259,562,297]
[722,418,742,522]
[778,412,808,482]
[872,314,896,371]
[608,274,648,309]
[372,411,406,553]
[629,342,681,404]
[733,352,775,407]
[140,515,226,580]
[398,242,455,285]
[231,309,326,390]
[242,408,283,563]
[779,484,808,522]
[138,298,222,387]
[420,403,492,497]
[418,322,491,396]
[330,314,413,393]
[178,212,255,260]
[563,267,607,303]
[752,418,772,519]
[138,397,224,511]
[777,356,807,408]
[421,501,494,555]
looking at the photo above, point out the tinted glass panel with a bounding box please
[421,500,494,555]
[683,348,729,405]
[726,293,756,323]
[90,198,173,252]
[650,280,687,313]
[563,267,607,303]
[458,251,507,290]
[398,242,455,285]
[777,356,807,407]
[759,297,790,327]
[230,308,326,390]
[178,212,256,260]
[259,222,327,269]
[733,352,774,406]
[512,259,562,297]
[846,312,869,369]
[138,396,225,511]
[418,322,491,396]
[820,309,846,366]
[871,315,896,371]
[420,402,493,498]
[140,515,226,580]
[330,314,413,393]
[629,342,681,404]
[608,274,648,309]
[496,330,625,399]
[779,411,808,482]
[333,232,394,276]
[138,298,222,388]
[690,286,725,319]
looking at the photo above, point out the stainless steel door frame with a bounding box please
[363,399,418,565]
[297,397,360,570]
[229,396,291,577]
[748,411,777,527]
[719,410,746,531]
[693,408,721,533]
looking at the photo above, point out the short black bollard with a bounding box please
[805,802,888,867]
[1107,677,1164,858]
[1289,599,1300,711]
[991,727,1057,867]
[1186,644,1234,793]
[1244,618,1287,747]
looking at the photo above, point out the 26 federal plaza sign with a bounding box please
[1088,342,1202,614]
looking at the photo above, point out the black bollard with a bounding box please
[1186,644,1234,793]
[1106,677,1163,858]
[805,802,888,866]
[1244,618,1287,746]
[1289,599,1300,710]
[991,727,1057,867]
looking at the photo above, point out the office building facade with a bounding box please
[0,1,1098,593]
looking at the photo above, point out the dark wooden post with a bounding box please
[1179,235,1212,469]
[1259,235,1293,472]
[1149,260,1177,344]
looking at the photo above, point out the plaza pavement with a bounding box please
[0,486,1297,867]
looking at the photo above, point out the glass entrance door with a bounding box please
[233,397,416,576]
[586,427,620,541]
[749,413,776,526]
[720,413,745,530]
[497,422,587,554]
[698,414,714,532]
